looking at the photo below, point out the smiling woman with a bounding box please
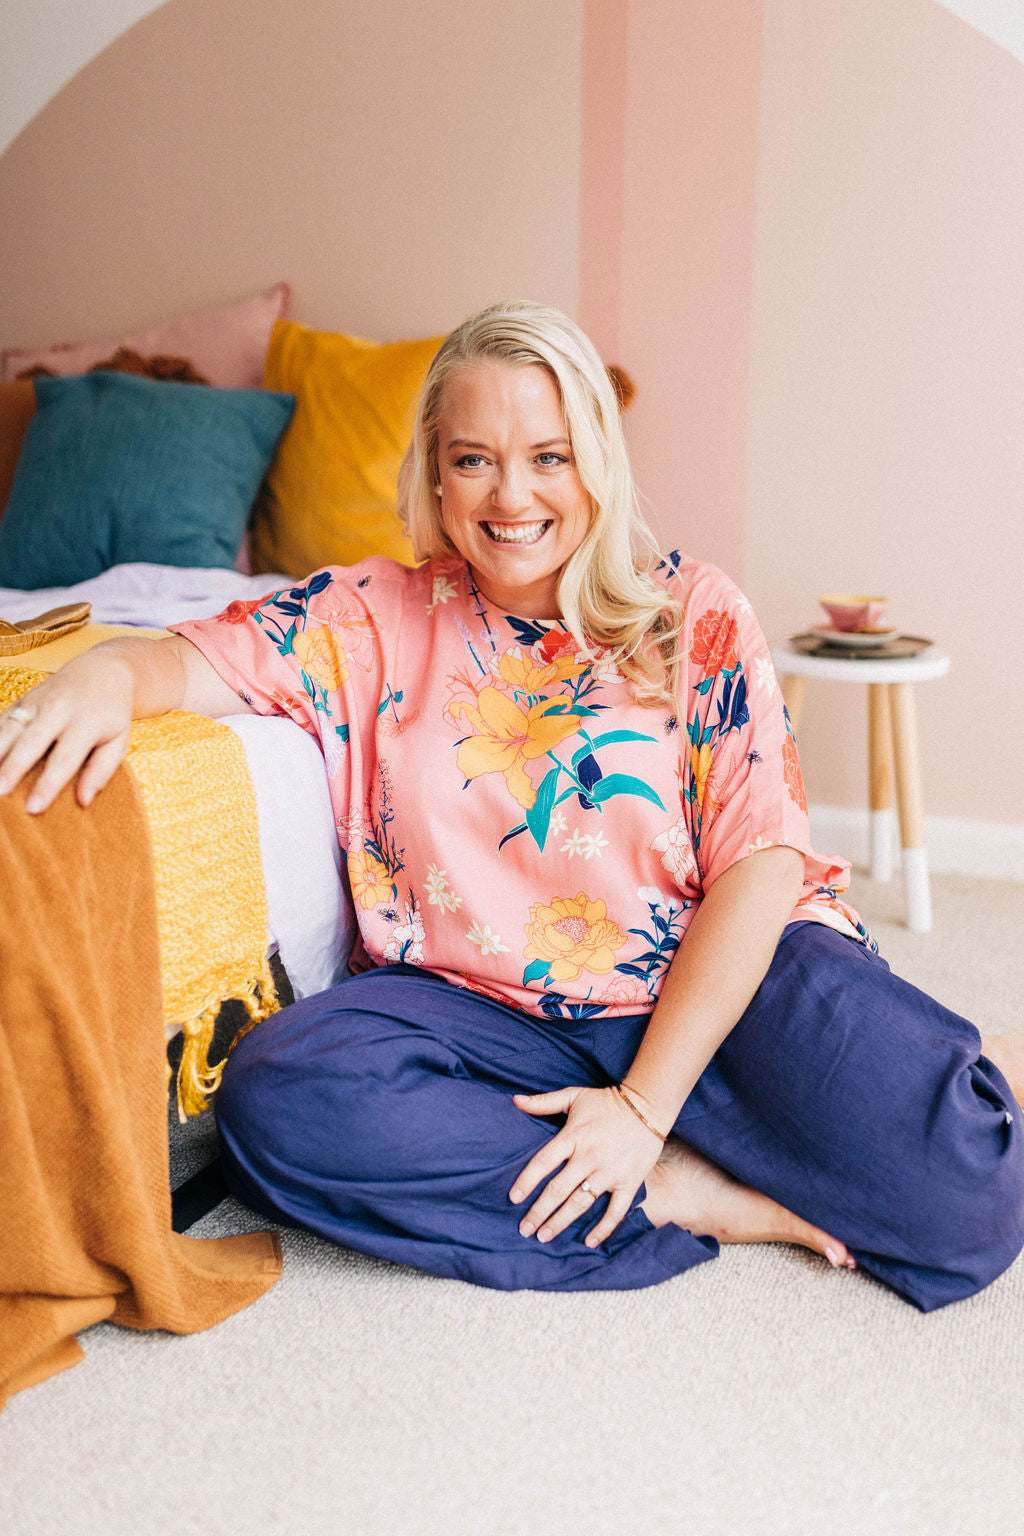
[2,300,1023,1316]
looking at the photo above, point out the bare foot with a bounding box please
[641,1135,856,1270]
[981,1035,1024,1108]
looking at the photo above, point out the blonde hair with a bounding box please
[401,300,683,708]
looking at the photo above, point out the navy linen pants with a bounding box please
[216,923,1024,1311]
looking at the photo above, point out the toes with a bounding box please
[823,1240,857,1271]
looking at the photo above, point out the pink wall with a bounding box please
[745,0,1024,825]
[0,0,583,345]
[580,0,763,573]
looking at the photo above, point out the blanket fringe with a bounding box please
[175,962,280,1122]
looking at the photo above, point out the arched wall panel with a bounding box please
[0,0,583,345]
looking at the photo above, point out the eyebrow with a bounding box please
[446,438,570,451]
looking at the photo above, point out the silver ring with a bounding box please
[4,703,36,727]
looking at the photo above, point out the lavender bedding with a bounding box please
[0,561,293,631]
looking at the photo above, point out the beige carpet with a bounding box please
[1,870,1021,1536]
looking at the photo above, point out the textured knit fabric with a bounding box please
[0,763,281,1412]
[215,924,1024,1310]
[172,552,871,1024]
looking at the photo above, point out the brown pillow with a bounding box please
[19,346,210,386]
[0,380,36,524]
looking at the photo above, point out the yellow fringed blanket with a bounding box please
[0,745,281,1412]
[0,656,279,1117]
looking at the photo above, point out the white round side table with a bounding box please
[769,640,951,933]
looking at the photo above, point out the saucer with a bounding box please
[790,631,932,661]
[808,624,899,650]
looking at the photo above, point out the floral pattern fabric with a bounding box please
[172,551,870,1021]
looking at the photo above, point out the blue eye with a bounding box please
[455,454,486,469]
[537,452,569,467]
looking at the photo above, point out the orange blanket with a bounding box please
[0,762,282,1411]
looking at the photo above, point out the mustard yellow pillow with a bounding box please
[250,320,443,576]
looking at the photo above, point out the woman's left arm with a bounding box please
[510,843,804,1247]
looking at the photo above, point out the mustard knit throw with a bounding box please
[0,665,278,1118]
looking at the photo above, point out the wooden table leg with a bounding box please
[781,674,807,734]
[868,683,894,882]
[888,682,932,932]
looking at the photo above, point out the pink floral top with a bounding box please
[172,552,870,1021]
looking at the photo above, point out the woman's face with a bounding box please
[435,361,592,618]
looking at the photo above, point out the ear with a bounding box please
[605,364,636,413]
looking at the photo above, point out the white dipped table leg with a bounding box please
[869,809,895,884]
[889,682,932,933]
[868,684,894,883]
[901,846,933,934]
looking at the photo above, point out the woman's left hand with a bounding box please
[510,1085,664,1248]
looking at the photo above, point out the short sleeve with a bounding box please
[169,563,388,762]
[673,561,816,893]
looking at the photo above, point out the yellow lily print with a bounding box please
[496,648,586,695]
[454,686,582,810]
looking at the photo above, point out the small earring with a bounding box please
[435,485,442,495]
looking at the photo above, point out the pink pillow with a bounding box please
[1,283,291,390]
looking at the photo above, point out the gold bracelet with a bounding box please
[614,1083,669,1142]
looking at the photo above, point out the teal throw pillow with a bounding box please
[0,372,295,589]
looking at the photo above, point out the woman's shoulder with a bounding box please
[286,555,438,610]
[652,549,752,615]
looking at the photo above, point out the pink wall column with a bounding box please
[744,0,1024,826]
[579,0,763,572]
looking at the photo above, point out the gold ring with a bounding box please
[580,1179,593,1195]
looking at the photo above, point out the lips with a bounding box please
[483,520,551,545]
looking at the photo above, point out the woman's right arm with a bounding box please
[0,634,253,814]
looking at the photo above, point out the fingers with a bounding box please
[583,1189,634,1249]
[508,1086,582,1203]
[75,734,132,807]
[518,1167,598,1241]
[509,1130,575,1207]
[510,1082,653,1249]
[0,704,61,801]
[18,724,105,813]
[512,1087,577,1116]
[0,684,131,812]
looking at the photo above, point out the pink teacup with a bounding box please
[819,593,889,632]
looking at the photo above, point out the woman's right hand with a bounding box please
[0,649,138,813]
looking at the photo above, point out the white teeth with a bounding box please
[484,520,549,545]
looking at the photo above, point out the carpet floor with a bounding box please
[2,869,1022,1536]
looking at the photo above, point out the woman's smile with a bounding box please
[481,518,552,545]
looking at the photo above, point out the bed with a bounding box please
[0,564,356,1013]
[0,284,445,1067]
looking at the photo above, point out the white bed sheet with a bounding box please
[222,714,356,1001]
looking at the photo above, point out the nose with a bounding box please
[490,462,533,516]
